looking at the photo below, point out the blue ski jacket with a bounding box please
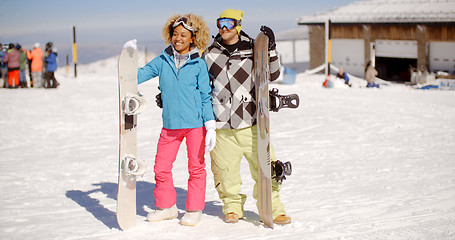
[138,45,214,130]
[45,52,58,72]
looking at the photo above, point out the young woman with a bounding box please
[123,13,215,226]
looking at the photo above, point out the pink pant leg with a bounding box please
[185,127,207,211]
[154,128,184,209]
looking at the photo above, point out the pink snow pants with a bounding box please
[154,127,207,211]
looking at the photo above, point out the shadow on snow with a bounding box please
[65,181,225,230]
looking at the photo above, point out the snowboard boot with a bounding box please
[225,212,239,223]
[147,204,178,222]
[180,210,202,226]
[273,214,291,225]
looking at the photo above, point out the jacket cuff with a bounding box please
[204,120,216,130]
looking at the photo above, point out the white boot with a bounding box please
[180,211,202,226]
[147,204,178,222]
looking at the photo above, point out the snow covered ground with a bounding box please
[1,54,455,240]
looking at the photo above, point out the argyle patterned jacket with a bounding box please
[203,31,281,129]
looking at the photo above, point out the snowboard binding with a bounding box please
[269,88,299,112]
[121,155,146,177]
[272,160,292,183]
[123,93,147,115]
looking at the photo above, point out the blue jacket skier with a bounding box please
[45,51,57,72]
[123,13,215,227]
[337,67,351,87]
[43,48,59,88]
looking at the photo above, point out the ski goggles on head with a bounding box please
[216,18,241,30]
[173,16,196,33]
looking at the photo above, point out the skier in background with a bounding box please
[322,75,333,88]
[336,67,351,87]
[43,46,59,88]
[26,43,43,88]
[365,61,379,88]
[202,9,291,225]
[17,44,28,88]
[3,43,20,88]
[122,13,215,226]
[44,42,53,56]
[0,44,7,87]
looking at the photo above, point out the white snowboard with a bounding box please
[117,47,146,230]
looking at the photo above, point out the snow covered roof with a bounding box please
[298,0,455,25]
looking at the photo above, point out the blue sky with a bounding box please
[0,0,356,63]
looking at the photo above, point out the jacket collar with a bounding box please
[164,45,200,61]
[212,30,253,52]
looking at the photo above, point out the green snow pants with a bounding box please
[210,126,286,219]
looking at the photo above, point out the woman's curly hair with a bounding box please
[162,13,210,51]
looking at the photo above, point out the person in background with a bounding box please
[0,43,7,87]
[203,9,291,225]
[336,67,351,87]
[3,43,20,88]
[365,61,379,88]
[26,43,43,88]
[322,74,333,88]
[17,44,28,88]
[44,42,53,57]
[43,47,59,88]
[123,13,215,227]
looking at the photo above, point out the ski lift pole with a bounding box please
[66,55,69,75]
[73,26,77,78]
[325,19,331,76]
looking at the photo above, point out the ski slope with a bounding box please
[1,54,455,240]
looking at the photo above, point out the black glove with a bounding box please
[156,86,162,108]
[155,93,162,108]
[260,25,276,50]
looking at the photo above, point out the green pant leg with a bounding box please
[269,144,287,218]
[241,126,287,219]
[210,128,247,218]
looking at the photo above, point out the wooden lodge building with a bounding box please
[297,0,455,82]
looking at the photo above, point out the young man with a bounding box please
[203,9,291,225]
